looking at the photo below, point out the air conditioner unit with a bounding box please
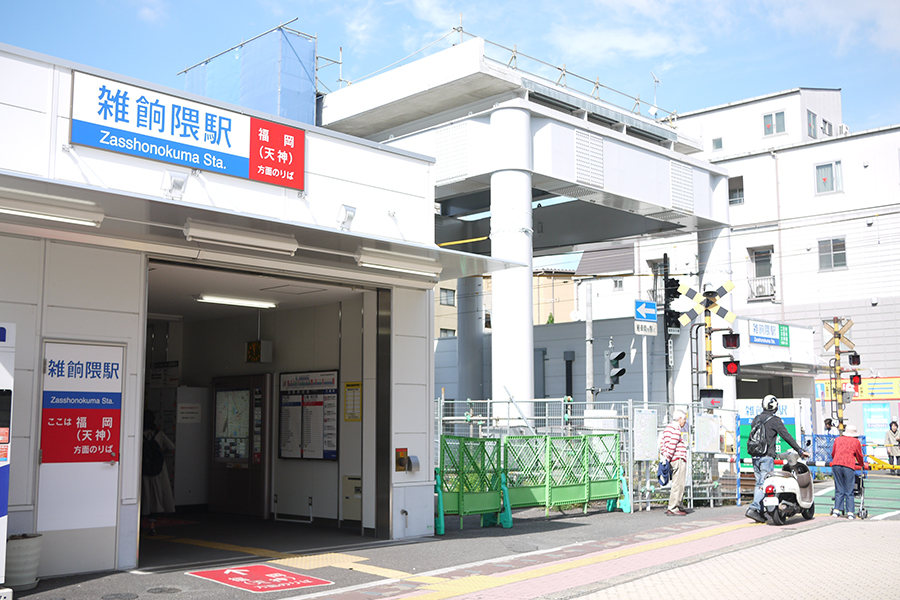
[756,284,767,296]
[838,124,850,136]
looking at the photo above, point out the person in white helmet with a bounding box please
[745,395,810,523]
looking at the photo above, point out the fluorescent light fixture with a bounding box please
[0,197,103,227]
[195,294,278,309]
[337,204,356,230]
[162,169,190,199]
[355,248,442,278]
[184,218,299,256]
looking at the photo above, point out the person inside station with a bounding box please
[824,418,839,436]
[141,409,176,525]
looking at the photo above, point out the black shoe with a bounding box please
[745,507,766,523]
[676,505,695,514]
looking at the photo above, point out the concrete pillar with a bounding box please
[489,106,534,408]
[457,276,484,406]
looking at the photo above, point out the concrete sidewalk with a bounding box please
[569,519,899,600]
[12,506,898,599]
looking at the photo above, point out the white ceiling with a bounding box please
[147,261,362,323]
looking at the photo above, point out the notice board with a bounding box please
[279,371,338,460]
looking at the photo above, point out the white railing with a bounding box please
[748,276,775,300]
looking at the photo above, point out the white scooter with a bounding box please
[761,446,815,526]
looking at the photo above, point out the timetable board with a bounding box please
[279,371,338,460]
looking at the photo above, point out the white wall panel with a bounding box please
[0,104,51,176]
[0,236,43,305]
[0,52,53,110]
[44,243,142,313]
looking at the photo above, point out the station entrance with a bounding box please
[140,260,380,568]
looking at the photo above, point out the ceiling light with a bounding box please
[162,169,190,199]
[355,248,442,278]
[195,295,278,309]
[184,218,299,256]
[337,204,356,230]
[0,198,103,227]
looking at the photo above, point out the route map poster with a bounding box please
[214,389,250,460]
[279,371,338,460]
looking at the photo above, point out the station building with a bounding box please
[0,39,512,577]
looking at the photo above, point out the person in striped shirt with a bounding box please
[660,410,688,516]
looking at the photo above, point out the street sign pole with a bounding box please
[634,299,657,410]
[642,334,648,409]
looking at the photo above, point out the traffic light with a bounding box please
[848,353,861,366]
[664,277,681,302]
[722,333,740,349]
[723,359,740,376]
[665,309,681,329]
[604,349,627,389]
[849,372,862,386]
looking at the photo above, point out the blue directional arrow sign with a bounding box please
[634,300,657,322]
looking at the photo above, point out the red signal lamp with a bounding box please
[722,333,740,349]
[723,360,740,376]
[849,373,862,386]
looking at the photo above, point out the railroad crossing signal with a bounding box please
[674,281,739,391]
[823,319,854,350]
[677,281,737,326]
[824,317,858,433]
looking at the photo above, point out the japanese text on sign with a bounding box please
[71,72,305,191]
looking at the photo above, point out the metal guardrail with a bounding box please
[435,398,741,521]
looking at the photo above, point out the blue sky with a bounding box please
[3,1,900,132]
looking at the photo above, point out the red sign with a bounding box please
[40,408,120,463]
[189,565,332,593]
[249,118,305,191]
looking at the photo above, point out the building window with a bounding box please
[819,238,847,270]
[822,119,833,137]
[808,110,817,139]
[439,288,456,306]
[612,277,624,291]
[763,111,785,136]
[712,138,723,151]
[728,176,744,205]
[752,248,772,277]
[816,161,842,194]
[748,247,775,299]
[439,328,456,338]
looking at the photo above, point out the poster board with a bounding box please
[279,371,338,460]
[693,414,721,453]
[633,409,659,461]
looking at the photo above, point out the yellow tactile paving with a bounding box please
[407,521,758,600]
[168,538,298,559]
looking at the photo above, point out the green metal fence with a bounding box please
[438,435,503,525]
[437,432,621,529]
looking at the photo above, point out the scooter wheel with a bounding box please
[772,508,786,526]
[859,509,867,520]
[801,503,815,520]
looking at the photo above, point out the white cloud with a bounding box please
[754,0,900,54]
[406,0,459,30]
[135,0,168,24]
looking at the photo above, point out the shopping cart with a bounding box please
[854,471,868,519]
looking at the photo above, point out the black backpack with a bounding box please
[747,414,774,457]
[142,430,165,477]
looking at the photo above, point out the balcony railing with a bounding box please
[748,276,775,300]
